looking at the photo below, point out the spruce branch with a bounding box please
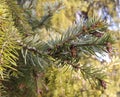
[21,17,114,64]
[20,16,114,68]
[0,1,21,87]
[19,41,42,55]
[44,18,114,61]
[66,61,107,89]
[46,18,108,50]
[18,40,54,69]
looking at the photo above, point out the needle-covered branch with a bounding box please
[42,17,114,62]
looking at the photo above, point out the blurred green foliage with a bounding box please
[0,0,120,97]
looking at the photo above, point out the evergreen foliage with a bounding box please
[0,0,120,97]
[0,0,20,81]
